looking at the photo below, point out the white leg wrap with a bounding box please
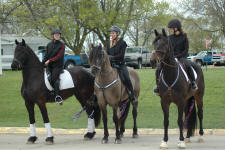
[30,124,36,137]
[178,140,186,148]
[87,118,95,133]
[45,123,53,137]
[160,141,168,149]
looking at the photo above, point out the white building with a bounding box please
[1,34,50,69]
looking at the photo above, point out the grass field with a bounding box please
[0,68,225,129]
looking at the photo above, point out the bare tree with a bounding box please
[181,0,225,36]
[92,0,135,47]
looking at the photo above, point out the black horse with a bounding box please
[11,39,101,144]
[152,29,205,149]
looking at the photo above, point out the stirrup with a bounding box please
[55,95,63,104]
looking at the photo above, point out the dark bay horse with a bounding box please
[152,29,205,149]
[88,45,140,144]
[11,39,101,144]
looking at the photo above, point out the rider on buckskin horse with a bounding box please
[43,29,65,104]
[153,19,198,95]
[106,26,136,102]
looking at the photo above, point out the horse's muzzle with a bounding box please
[91,65,101,76]
[11,59,22,70]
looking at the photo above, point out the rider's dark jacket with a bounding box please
[169,33,189,59]
[43,40,65,68]
[106,38,127,65]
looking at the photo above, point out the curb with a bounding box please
[0,127,225,135]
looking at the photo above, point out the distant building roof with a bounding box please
[1,34,50,46]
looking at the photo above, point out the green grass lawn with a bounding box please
[0,68,225,129]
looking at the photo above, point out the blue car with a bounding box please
[36,46,83,69]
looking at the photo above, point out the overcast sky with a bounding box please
[155,0,182,9]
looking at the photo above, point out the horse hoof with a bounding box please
[198,136,204,143]
[101,138,108,144]
[26,136,38,144]
[84,132,96,140]
[160,141,168,149]
[132,133,139,138]
[114,138,122,144]
[184,138,191,143]
[45,136,54,145]
[177,141,186,149]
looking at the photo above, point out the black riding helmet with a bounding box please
[109,26,121,34]
[51,29,61,35]
[168,19,182,30]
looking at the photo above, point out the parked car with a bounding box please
[125,46,152,69]
[187,50,225,66]
[213,50,225,66]
[80,53,89,68]
[36,46,83,69]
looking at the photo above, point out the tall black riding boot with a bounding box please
[121,66,136,102]
[126,79,136,102]
[187,65,198,91]
[53,79,63,104]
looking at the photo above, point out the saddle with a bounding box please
[44,69,75,91]
[176,58,197,82]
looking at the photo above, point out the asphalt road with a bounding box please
[0,134,225,150]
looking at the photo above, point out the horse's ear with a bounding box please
[15,40,19,45]
[154,29,159,36]
[162,29,167,37]
[22,39,26,46]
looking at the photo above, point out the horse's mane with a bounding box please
[89,45,104,63]
[17,42,42,65]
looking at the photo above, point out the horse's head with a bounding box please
[11,39,29,70]
[152,29,172,62]
[89,44,109,76]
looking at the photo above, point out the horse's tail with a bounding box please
[92,95,101,127]
[118,100,131,126]
[184,96,197,136]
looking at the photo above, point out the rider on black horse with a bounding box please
[106,26,136,102]
[43,29,65,104]
[154,19,198,95]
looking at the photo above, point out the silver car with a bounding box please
[125,46,152,69]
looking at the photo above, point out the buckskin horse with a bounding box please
[88,45,140,144]
[11,39,101,144]
[152,29,204,149]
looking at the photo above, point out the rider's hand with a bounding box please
[45,60,50,66]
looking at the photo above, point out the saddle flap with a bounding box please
[44,69,75,91]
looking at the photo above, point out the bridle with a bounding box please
[155,37,177,68]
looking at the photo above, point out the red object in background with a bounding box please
[206,36,210,49]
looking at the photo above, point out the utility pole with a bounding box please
[0,0,3,75]
[0,24,2,76]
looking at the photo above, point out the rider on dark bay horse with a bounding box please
[43,29,65,104]
[107,26,136,102]
[154,19,198,95]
